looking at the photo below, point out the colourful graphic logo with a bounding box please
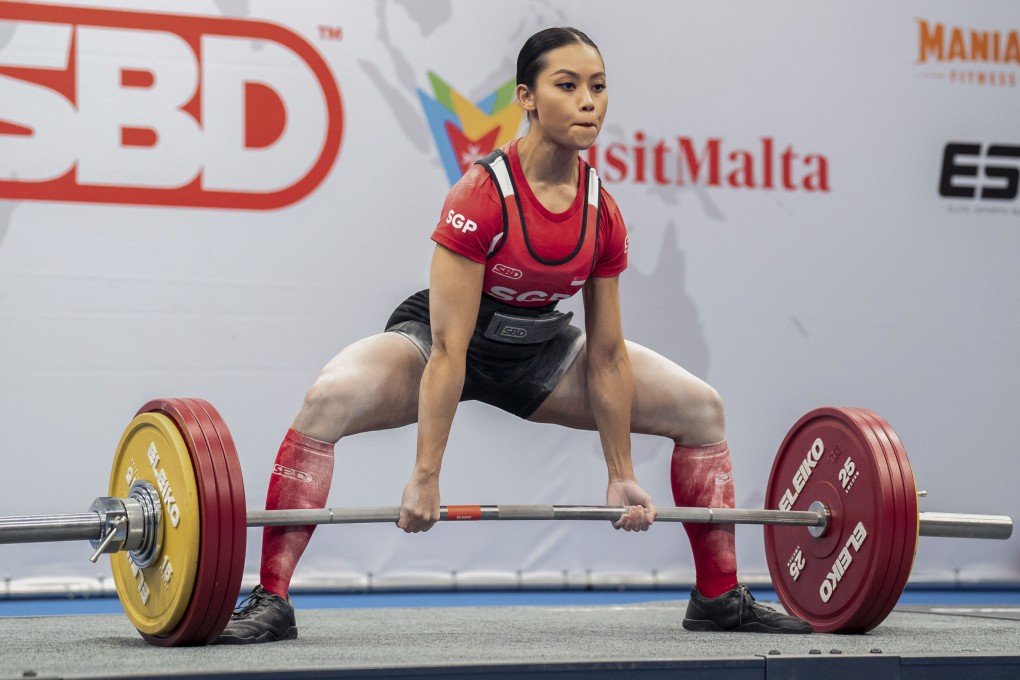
[418,72,522,185]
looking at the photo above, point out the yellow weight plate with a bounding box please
[108,412,201,636]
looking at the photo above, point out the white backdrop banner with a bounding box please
[0,0,1018,590]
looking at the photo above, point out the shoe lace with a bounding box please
[231,586,267,620]
[735,585,775,626]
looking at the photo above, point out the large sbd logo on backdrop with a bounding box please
[0,2,343,209]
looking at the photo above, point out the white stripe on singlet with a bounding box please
[488,154,515,197]
[587,167,600,208]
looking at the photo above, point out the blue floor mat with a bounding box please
[3,586,1020,617]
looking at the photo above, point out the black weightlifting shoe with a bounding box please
[215,585,298,644]
[682,585,813,634]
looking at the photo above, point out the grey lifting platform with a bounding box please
[1,599,1019,679]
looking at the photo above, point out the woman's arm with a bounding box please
[583,275,655,531]
[397,244,484,532]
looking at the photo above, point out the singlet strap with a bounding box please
[475,150,511,257]
[477,150,515,197]
[585,162,601,210]
[586,162,602,275]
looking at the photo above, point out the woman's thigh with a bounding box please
[527,339,725,445]
[292,332,428,442]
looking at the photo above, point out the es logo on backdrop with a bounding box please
[939,142,1020,202]
[0,2,343,210]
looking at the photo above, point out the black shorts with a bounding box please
[385,290,584,419]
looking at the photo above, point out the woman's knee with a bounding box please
[294,365,360,441]
[666,380,726,446]
[644,369,726,444]
[687,384,726,445]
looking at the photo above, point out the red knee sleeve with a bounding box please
[260,428,334,599]
[670,441,738,598]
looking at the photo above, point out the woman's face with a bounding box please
[519,42,607,150]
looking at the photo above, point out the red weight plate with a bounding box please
[183,398,246,643]
[868,410,919,585]
[875,412,920,615]
[764,407,899,633]
[169,397,248,645]
[167,398,235,646]
[853,409,918,631]
[834,408,899,633]
[844,409,902,631]
[137,398,224,647]
[844,409,907,632]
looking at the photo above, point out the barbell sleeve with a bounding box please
[916,512,1013,540]
[0,513,103,544]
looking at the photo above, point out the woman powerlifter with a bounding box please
[217,27,811,644]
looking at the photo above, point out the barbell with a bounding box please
[0,398,1012,645]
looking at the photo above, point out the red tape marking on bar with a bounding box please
[446,505,482,521]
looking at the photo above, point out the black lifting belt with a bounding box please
[483,310,574,345]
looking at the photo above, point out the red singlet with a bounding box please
[431,139,628,308]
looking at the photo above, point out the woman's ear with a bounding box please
[516,83,536,117]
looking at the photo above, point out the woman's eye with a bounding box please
[592,83,606,92]
[557,82,575,91]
